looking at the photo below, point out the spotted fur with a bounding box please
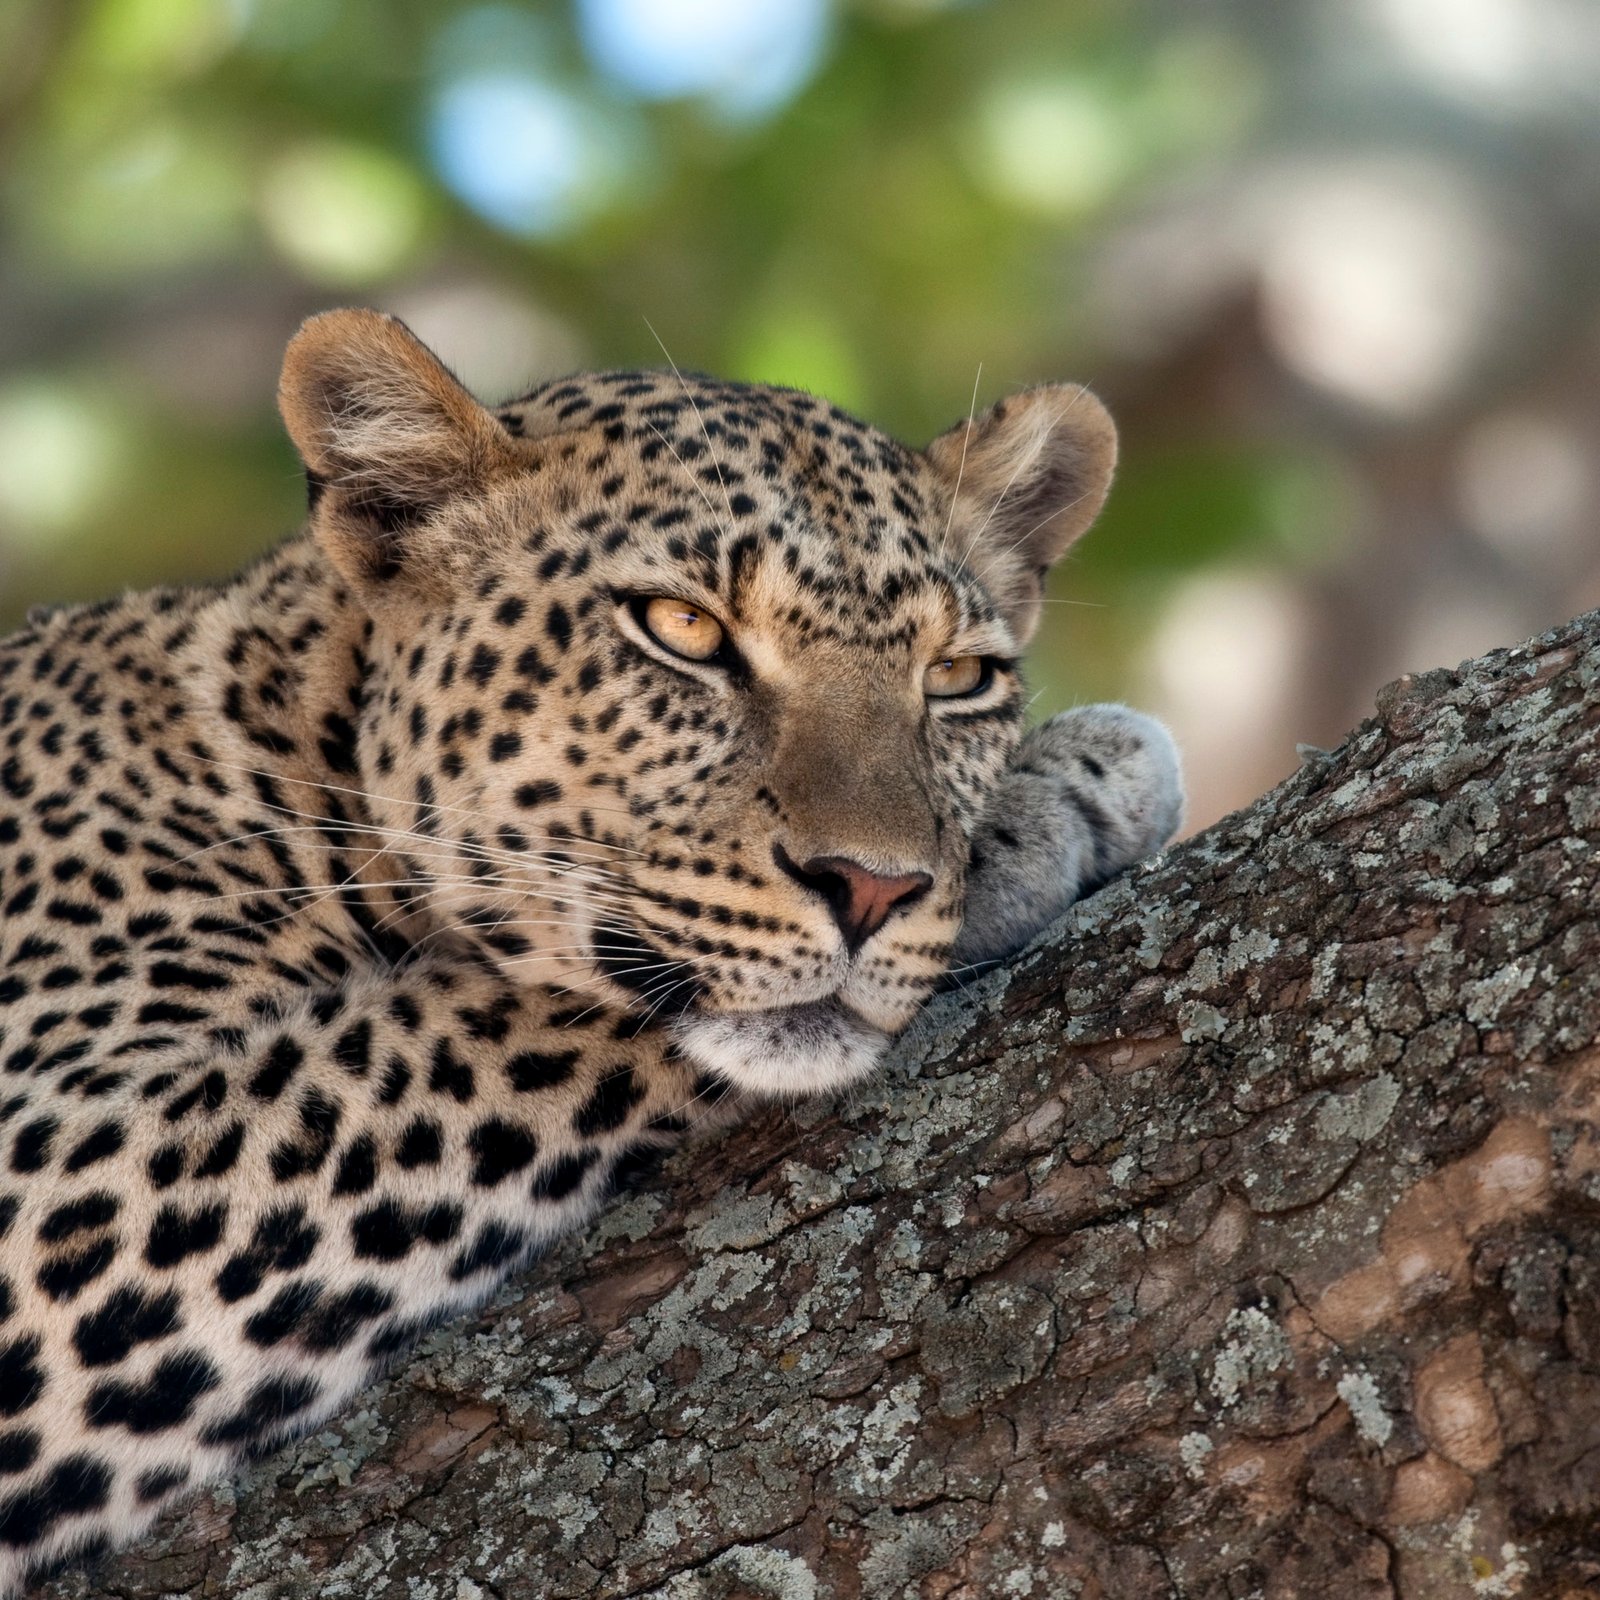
[0,310,1180,1590]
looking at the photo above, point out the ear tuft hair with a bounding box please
[926,384,1117,643]
[278,309,522,595]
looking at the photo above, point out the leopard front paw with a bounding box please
[953,704,1183,969]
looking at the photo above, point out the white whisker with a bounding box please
[644,317,737,536]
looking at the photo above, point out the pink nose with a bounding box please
[775,847,932,953]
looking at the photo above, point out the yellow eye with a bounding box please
[924,655,989,698]
[642,597,726,662]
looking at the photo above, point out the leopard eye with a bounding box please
[641,597,726,662]
[924,655,989,698]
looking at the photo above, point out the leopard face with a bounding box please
[280,311,1118,1094]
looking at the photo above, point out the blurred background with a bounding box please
[2,0,1598,831]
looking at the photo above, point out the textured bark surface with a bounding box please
[38,611,1600,1600]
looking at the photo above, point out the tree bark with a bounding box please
[37,611,1600,1600]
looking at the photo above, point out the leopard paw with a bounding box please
[953,705,1182,969]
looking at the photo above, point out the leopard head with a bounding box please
[278,309,1116,1095]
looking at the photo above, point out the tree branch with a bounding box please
[38,610,1600,1599]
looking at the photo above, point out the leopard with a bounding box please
[0,308,1182,1594]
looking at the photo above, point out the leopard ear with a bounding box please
[926,384,1117,644]
[278,308,522,597]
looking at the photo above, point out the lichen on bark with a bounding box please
[38,611,1600,1600]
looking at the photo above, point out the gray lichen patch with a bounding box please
[1208,1306,1292,1406]
[643,1543,821,1599]
[1315,1073,1401,1144]
[1336,1368,1394,1447]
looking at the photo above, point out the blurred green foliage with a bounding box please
[0,0,1315,720]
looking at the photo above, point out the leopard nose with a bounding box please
[774,846,932,954]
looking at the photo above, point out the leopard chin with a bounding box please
[672,999,892,1099]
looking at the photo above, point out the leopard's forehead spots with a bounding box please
[493,370,1005,658]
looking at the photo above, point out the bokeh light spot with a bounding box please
[1456,412,1593,571]
[430,73,625,237]
[576,0,831,118]
[384,283,588,401]
[260,142,428,284]
[975,79,1126,216]
[1259,159,1516,418]
[81,0,244,79]
[0,383,124,549]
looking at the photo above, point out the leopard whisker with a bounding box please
[178,821,631,883]
[184,754,649,854]
[958,382,1094,566]
[643,317,738,536]
[645,421,729,534]
[940,362,983,549]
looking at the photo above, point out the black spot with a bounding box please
[332,1135,377,1196]
[148,959,229,992]
[319,711,359,775]
[365,1306,454,1362]
[466,642,502,685]
[378,1054,412,1105]
[199,1374,320,1448]
[333,1019,372,1074]
[193,1120,246,1179]
[249,1034,304,1100]
[147,1144,183,1189]
[145,1201,226,1268]
[574,1062,644,1137]
[0,1451,111,1547]
[62,1120,124,1173]
[36,1239,116,1302]
[428,1038,475,1102]
[163,1069,228,1122]
[86,1349,220,1433]
[134,1465,187,1503]
[506,1048,578,1093]
[395,1117,442,1168]
[38,1193,118,1243]
[389,993,422,1031]
[214,1255,264,1303]
[514,779,562,808]
[243,1280,323,1348]
[607,1139,668,1195]
[529,1147,598,1202]
[269,1088,341,1181]
[0,1336,43,1417]
[302,1282,395,1352]
[73,1284,182,1367]
[253,1202,319,1268]
[468,1119,537,1187]
[0,1428,39,1477]
[350,1200,462,1262]
[459,994,519,1042]
[137,999,207,1027]
[10,1117,57,1174]
[449,1220,530,1281]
